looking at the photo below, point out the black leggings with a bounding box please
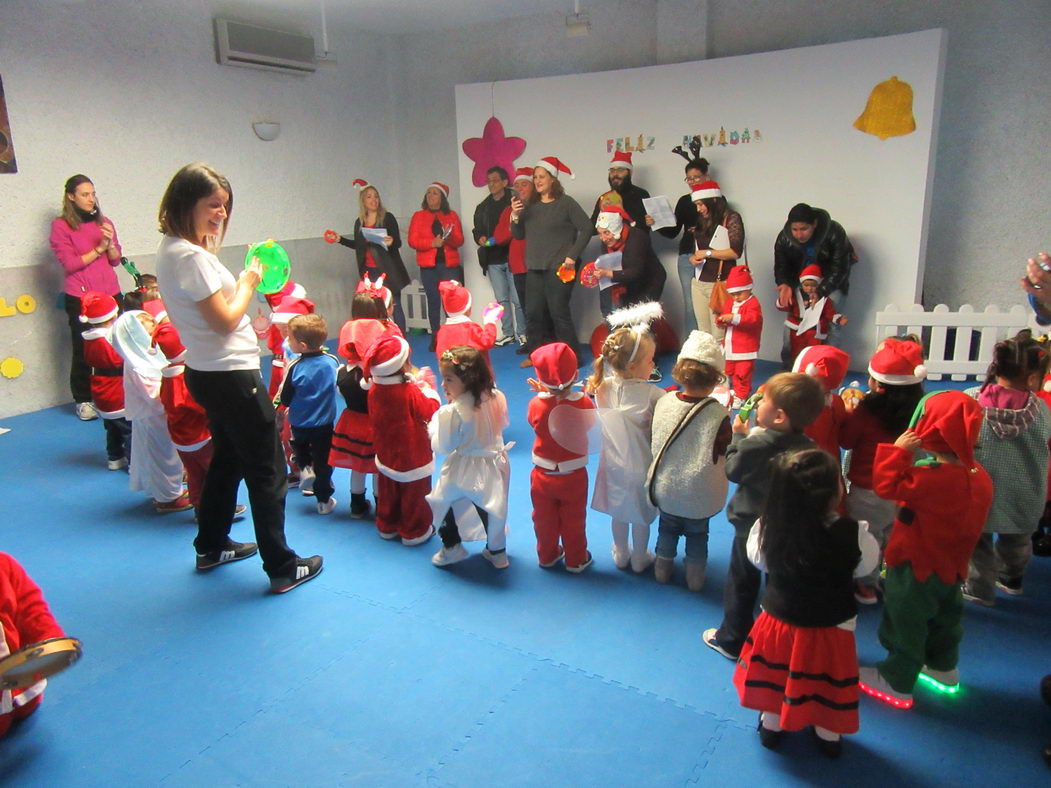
[439,506,503,552]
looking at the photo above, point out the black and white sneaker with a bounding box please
[196,540,259,570]
[269,555,324,594]
[495,335,514,347]
[648,364,663,383]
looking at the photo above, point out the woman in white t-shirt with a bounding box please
[155,162,322,594]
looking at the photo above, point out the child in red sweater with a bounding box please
[839,338,925,604]
[79,292,131,470]
[434,280,502,372]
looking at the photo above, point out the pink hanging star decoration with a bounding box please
[461,117,527,187]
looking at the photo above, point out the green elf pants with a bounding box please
[877,563,964,694]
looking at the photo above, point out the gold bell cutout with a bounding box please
[854,76,916,140]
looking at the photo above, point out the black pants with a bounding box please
[103,417,132,461]
[525,268,576,351]
[714,533,762,656]
[291,424,335,503]
[420,263,458,333]
[439,506,499,550]
[184,368,296,577]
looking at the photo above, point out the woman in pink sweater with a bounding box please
[49,175,123,420]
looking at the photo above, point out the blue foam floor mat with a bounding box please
[1,339,1049,785]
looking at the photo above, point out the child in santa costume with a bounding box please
[859,390,994,708]
[269,294,315,492]
[434,280,501,372]
[256,281,308,399]
[330,292,393,520]
[734,449,879,759]
[363,333,441,545]
[0,553,67,739]
[839,338,926,604]
[777,264,847,360]
[79,291,132,471]
[588,302,665,573]
[962,331,1051,605]
[715,266,763,408]
[647,330,732,591]
[110,309,190,514]
[792,344,850,458]
[527,342,596,572]
[428,345,512,569]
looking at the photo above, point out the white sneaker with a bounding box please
[495,335,514,347]
[631,550,656,574]
[401,525,435,546]
[432,544,470,566]
[76,402,98,421]
[316,497,337,515]
[482,548,510,569]
[920,665,960,687]
[611,544,631,570]
[107,457,128,471]
[858,666,914,708]
[299,466,316,495]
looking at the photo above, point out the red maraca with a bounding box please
[323,229,339,244]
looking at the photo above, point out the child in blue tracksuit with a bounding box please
[279,313,341,514]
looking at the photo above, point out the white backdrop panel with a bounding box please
[455,29,946,369]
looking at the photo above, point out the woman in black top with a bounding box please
[654,158,708,336]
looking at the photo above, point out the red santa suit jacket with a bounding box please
[493,205,526,275]
[873,444,993,584]
[806,394,848,458]
[82,325,125,418]
[777,289,842,342]
[368,374,441,481]
[152,321,210,451]
[720,295,763,360]
[0,553,65,729]
[435,316,497,370]
[407,210,465,269]
[527,391,595,472]
[265,325,286,399]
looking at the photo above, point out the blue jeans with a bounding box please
[488,263,524,338]
[655,512,710,562]
[420,263,457,333]
[676,253,698,335]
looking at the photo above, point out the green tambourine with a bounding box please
[245,240,291,295]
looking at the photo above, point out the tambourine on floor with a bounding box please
[0,636,81,690]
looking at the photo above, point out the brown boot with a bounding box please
[685,559,706,592]
[654,556,674,584]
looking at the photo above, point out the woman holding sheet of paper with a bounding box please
[593,205,666,317]
[408,181,464,346]
[687,180,744,341]
[336,180,409,333]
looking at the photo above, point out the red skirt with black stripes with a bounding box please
[733,611,860,734]
[329,409,376,473]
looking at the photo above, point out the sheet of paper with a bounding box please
[441,224,454,240]
[709,224,730,251]
[796,295,827,334]
[362,227,388,245]
[597,251,623,271]
[642,196,675,230]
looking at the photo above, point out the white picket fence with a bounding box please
[400,279,430,331]
[874,303,1040,381]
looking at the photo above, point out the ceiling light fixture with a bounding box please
[565,0,590,37]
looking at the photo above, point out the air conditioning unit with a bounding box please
[215,18,316,75]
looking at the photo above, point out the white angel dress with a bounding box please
[591,375,664,524]
[426,389,511,549]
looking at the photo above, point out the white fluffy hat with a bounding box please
[677,330,725,372]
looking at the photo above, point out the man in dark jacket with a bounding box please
[590,151,652,232]
[472,166,522,345]
[773,203,857,366]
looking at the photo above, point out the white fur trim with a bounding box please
[868,364,927,386]
[370,338,410,377]
[84,305,119,324]
[161,365,186,378]
[173,436,211,452]
[270,311,296,324]
[375,456,434,483]
[725,284,752,293]
[691,187,721,201]
[532,453,587,472]
[444,313,472,324]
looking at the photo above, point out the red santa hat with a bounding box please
[439,280,471,317]
[725,266,754,293]
[530,342,579,390]
[868,338,927,386]
[536,156,574,180]
[428,181,450,199]
[270,296,315,325]
[79,291,119,324]
[150,321,187,363]
[690,180,722,202]
[792,345,849,392]
[337,318,389,365]
[264,280,306,310]
[141,298,168,322]
[362,333,410,384]
[609,151,633,170]
[352,178,370,191]
[356,273,393,309]
[513,167,533,184]
[595,205,634,239]
[799,264,823,283]
[909,390,984,469]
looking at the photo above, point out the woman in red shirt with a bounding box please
[407,182,464,349]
